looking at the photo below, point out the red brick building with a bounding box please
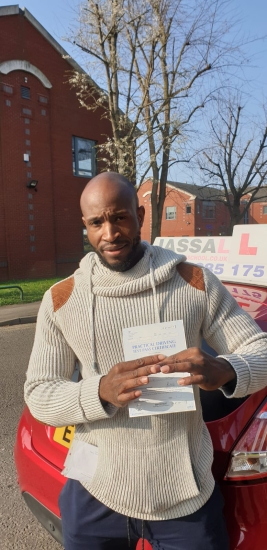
[138,179,231,242]
[245,187,267,225]
[138,180,267,243]
[0,5,112,281]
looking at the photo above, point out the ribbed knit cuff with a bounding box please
[80,375,118,421]
[218,354,251,398]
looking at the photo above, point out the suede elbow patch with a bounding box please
[51,276,74,312]
[176,263,205,291]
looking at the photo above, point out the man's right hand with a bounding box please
[99,355,164,408]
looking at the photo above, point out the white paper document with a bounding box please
[123,320,196,417]
[62,439,98,482]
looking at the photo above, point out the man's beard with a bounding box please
[89,232,143,272]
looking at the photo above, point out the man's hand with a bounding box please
[99,355,164,407]
[156,348,236,391]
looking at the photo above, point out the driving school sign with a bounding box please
[154,236,232,279]
[155,236,231,261]
[154,225,267,286]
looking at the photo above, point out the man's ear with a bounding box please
[137,205,145,228]
[82,217,86,227]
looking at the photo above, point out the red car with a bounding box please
[14,279,267,549]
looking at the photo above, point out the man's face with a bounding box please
[82,182,145,271]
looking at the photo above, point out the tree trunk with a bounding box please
[227,203,242,235]
[150,173,160,243]
[151,213,161,243]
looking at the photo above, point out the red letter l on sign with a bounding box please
[239,233,257,255]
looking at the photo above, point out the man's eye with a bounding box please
[90,220,101,226]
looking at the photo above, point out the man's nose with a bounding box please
[102,222,120,241]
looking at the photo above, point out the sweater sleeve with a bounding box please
[24,289,117,426]
[201,268,267,398]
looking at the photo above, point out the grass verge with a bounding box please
[0,278,62,306]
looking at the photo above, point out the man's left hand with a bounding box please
[154,348,236,391]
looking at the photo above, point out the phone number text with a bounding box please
[197,263,265,278]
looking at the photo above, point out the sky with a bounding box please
[1,0,267,183]
[0,1,82,64]
[1,0,265,91]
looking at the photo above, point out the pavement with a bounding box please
[0,301,41,327]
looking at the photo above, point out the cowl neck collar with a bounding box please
[78,242,186,297]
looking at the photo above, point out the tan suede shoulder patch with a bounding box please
[176,263,205,292]
[51,277,74,312]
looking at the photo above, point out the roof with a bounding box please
[0,5,136,132]
[166,181,226,200]
[141,179,225,200]
[0,5,97,88]
[249,187,267,201]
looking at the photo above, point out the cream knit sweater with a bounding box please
[25,243,267,520]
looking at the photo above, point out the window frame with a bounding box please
[72,136,97,178]
[202,201,215,219]
[243,210,249,224]
[21,85,31,100]
[165,206,177,220]
[2,83,14,95]
[38,94,48,104]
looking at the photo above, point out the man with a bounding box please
[25,172,267,550]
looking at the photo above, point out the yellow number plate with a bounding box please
[53,425,75,449]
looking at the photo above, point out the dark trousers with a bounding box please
[59,479,230,550]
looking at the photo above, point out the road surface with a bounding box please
[0,323,62,550]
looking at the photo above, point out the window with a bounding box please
[21,86,30,99]
[22,107,32,116]
[2,83,13,94]
[22,107,33,119]
[243,210,249,224]
[72,136,96,177]
[186,205,191,214]
[202,201,215,219]
[263,206,267,215]
[38,95,48,104]
[166,206,176,220]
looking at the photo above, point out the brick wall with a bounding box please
[138,180,231,243]
[249,201,267,225]
[0,10,112,280]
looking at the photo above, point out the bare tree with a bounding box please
[198,99,267,234]
[69,0,245,241]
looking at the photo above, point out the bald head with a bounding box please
[80,172,138,215]
[80,171,145,271]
